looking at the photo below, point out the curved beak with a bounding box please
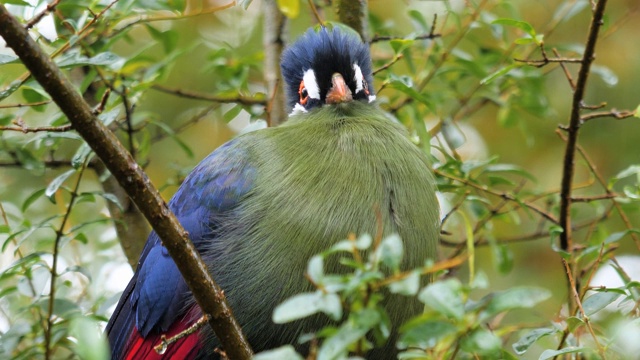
[325,73,353,104]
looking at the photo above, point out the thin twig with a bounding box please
[389,0,489,113]
[558,130,640,250]
[25,0,62,30]
[571,194,618,202]
[370,32,441,43]
[581,109,635,123]
[561,258,607,359]
[435,169,559,224]
[553,48,576,90]
[513,57,582,67]
[112,1,235,35]
[307,0,324,25]
[558,0,608,254]
[121,87,136,159]
[154,315,211,354]
[0,122,72,133]
[44,161,88,360]
[0,100,51,109]
[372,54,404,75]
[151,84,266,106]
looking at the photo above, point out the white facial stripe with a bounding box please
[290,103,308,115]
[302,69,320,99]
[368,95,376,103]
[353,63,364,93]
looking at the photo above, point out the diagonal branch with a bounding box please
[0,5,253,359]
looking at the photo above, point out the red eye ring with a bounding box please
[363,79,370,96]
[298,81,309,105]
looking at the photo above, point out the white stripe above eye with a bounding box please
[302,69,320,99]
[353,63,364,93]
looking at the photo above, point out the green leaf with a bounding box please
[377,233,403,270]
[56,52,122,68]
[22,188,46,212]
[69,317,109,360]
[481,64,520,85]
[591,64,618,86]
[610,164,640,188]
[273,291,342,323]
[237,0,254,10]
[441,119,466,150]
[418,279,464,320]
[539,347,585,360]
[408,10,430,33]
[460,327,501,355]
[307,255,324,284]
[0,80,23,102]
[276,0,299,18]
[492,18,538,43]
[72,142,94,169]
[1,0,30,5]
[317,309,380,360]
[21,86,50,111]
[492,244,514,274]
[45,169,77,201]
[398,318,457,349]
[253,346,304,360]
[145,25,179,53]
[390,39,415,54]
[387,75,435,112]
[388,270,420,296]
[98,108,120,126]
[223,105,243,122]
[512,327,557,355]
[582,291,621,316]
[481,286,551,320]
[552,0,588,23]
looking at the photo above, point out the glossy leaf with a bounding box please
[582,291,621,316]
[460,327,501,355]
[317,309,380,360]
[273,291,342,323]
[45,169,76,201]
[512,327,557,355]
[418,279,464,320]
[481,287,551,320]
[539,347,585,360]
[253,346,304,360]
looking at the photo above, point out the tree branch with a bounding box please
[554,0,609,316]
[0,5,253,359]
[558,0,608,253]
[262,0,288,126]
[335,0,368,42]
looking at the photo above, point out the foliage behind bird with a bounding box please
[106,26,439,359]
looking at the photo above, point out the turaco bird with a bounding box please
[106,26,439,359]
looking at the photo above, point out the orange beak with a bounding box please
[325,73,353,104]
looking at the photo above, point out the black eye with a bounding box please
[298,81,309,105]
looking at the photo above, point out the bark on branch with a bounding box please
[0,5,253,359]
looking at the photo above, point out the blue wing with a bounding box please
[106,138,256,358]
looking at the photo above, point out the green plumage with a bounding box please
[199,101,439,356]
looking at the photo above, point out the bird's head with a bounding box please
[281,26,376,115]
